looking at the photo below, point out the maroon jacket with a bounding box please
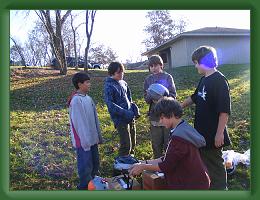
[158,136,210,189]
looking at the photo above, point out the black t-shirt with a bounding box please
[191,71,231,149]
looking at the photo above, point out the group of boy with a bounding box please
[68,45,231,190]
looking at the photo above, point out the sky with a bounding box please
[10,10,250,63]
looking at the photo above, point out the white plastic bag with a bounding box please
[222,149,250,173]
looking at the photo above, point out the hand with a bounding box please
[129,163,145,176]
[215,133,224,148]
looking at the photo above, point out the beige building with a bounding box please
[142,27,250,68]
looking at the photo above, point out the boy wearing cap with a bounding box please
[67,72,103,190]
[181,45,231,190]
[129,97,210,190]
[144,55,177,158]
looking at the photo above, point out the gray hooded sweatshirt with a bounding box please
[171,120,206,148]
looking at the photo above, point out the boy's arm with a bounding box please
[215,113,229,148]
[92,99,103,144]
[181,96,194,108]
[104,84,133,117]
[129,163,161,176]
[167,75,177,98]
[126,85,132,102]
[144,78,153,104]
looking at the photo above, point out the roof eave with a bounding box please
[141,33,250,56]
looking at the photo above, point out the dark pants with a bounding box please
[150,125,170,159]
[200,148,227,190]
[117,121,136,156]
[76,144,100,190]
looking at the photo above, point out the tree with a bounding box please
[89,44,118,65]
[143,10,187,49]
[10,37,27,67]
[84,10,96,72]
[35,10,71,75]
[175,18,188,34]
[69,12,85,70]
[26,21,53,67]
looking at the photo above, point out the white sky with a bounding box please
[10,10,250,63]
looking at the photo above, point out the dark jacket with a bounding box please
[104,77,135,127]
[158,121,210,190]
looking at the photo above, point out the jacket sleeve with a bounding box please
[167,75,177,99]
[91,99,103,144]
[104,83,133,118]
[144,78,153,104]
[126,84,133,103]
[70,97,91,151]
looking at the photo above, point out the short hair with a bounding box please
[72,72,90,89]
[148,55,163,67]
[108,62,125,76]
[153,97,183,119]
[191,45,218,68]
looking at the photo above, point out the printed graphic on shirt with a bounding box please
[198,85,207,101]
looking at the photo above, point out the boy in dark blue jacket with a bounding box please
[104,62,139,157]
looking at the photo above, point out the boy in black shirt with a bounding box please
[181,45,231,190]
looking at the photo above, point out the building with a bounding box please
[142,27,250,68]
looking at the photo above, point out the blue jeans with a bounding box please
[76,144,100,190]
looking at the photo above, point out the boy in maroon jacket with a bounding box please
[129,97,210,190]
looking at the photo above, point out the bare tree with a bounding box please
[10,37,27,67]
[89,44,118,65]
[35,10,71,75]
[26,21,52,67]
[143,10,187,49]
[70,13,85,69]
[175,18,187,34]
[84,10,96,72]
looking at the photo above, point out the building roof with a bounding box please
[142,27,250,56]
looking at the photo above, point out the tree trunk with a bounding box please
[36,10,71,75]
[84,10,96,72]
[10,37,27,68]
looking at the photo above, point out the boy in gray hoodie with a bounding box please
[144,55,177,159]
[68,72,103,190]
[130,97,210,190]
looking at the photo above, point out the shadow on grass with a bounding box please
[10,64,250,112]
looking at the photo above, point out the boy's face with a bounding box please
[159,115,174,129]
[149,64,163,74]
[194,60,206,75]
[78,80,91,93]
[112,69,124,81]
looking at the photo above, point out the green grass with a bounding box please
[10,64,250,190]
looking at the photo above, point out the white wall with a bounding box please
[170,36,250,67]
[170,39,188,67]
[185,36,250,66]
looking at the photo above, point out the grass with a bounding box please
[10,64,250,190]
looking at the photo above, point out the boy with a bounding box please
[68,72,103,190]
[129,97,210,190]
[104,62,139,157]
[181,45,231,190]
[144,55,177,158]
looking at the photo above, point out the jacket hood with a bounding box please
[171,120,206,148]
